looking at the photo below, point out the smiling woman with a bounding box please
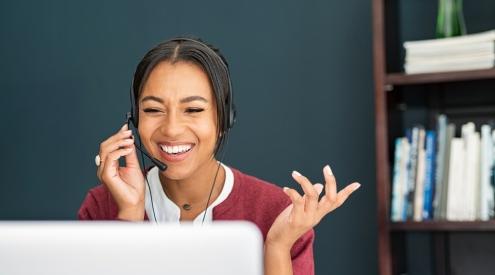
[78,37,361,275]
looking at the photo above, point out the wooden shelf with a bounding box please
[389,221,495,232]
[386,68,495,86]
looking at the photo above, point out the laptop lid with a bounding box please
[0,221,263,275]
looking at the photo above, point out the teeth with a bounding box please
[160,144,192,154]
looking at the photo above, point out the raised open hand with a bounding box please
[266,165,361,249]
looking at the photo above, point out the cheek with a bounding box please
[197,123,218,145]
[196,118,219,149]
[137,119,156,144]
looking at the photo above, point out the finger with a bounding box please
[314,183,324,195]
[101,124,130,148]
[97,137,134,179]
[282,187,305,219]
[100,147,134,190]
[96,124,130,180]
[318,182,360,217]
[292,171,319,213]
[98,130,133,167]
[323,165,337,203]
[124,142,142,169]
[334,182,361,208]
[99,123,131,151]
[100,129,133,155]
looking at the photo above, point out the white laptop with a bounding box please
[0,221,263,275]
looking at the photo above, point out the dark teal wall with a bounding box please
[0,1,377,274]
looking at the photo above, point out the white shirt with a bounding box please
[144,163,234,225]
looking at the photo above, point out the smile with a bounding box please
[159,143,194,157]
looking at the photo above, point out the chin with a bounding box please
[159,164,195,180]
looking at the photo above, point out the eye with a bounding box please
[143,108,161,113]
[186,108,204,113]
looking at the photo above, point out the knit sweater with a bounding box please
[78,167,315,274]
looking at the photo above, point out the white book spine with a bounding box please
[447,138,465,221]
[460,123,479,221]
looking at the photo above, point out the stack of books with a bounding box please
[390,115,495,222]
[403,30,495,74]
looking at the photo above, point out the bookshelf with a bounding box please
[372,1,495,275]
[390,221,495,232]
[386,68,495,86]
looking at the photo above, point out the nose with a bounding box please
[159,111,185,138]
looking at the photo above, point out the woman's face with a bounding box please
[138,61,218,180]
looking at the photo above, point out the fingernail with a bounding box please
[324,165,333,176]
[314,183,324,193]
[353,183,361,191]
[121,124,127,131]
[125,130,132,134]
[292,170,301,177]
[283,187,289,192]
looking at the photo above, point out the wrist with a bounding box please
[265,238,292,253]
[117,206,145,221]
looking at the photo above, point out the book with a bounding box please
[422,131,436,220]
[480,125,494,220]
[414,128,426,221]
[391,138,404,221]
[433,115,448,219]
[405,41,495,60]
[438,124,455,219]
[403,30,495,74]
[461,123,480,221]
[405,58,494,74]
[404,30,495,50]
[446,138,465,221]
[399,140,410,220]
[406,127,421,220]
[406,51,495,65]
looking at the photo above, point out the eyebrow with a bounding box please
[140,95,208,104]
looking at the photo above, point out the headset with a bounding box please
[125,37,236,223]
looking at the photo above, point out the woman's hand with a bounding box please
[266,165,361,251]
[97,123,146,221]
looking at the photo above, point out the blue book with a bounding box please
[391,138,403,221]
[422,131,436,220]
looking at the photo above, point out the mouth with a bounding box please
[158,143,195,162]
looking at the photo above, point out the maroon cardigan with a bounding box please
[78,168,315,274]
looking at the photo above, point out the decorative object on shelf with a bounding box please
[436,0,466,38]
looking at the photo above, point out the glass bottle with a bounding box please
[436,0,467,38]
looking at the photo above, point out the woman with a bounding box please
[78,37,361,275]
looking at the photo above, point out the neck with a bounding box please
[158,159,226,210]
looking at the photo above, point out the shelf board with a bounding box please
[389,221,495,232]
[385,68,495,86]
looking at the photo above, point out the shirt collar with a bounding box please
[144,163,234,225]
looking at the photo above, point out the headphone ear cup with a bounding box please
[229,103,236,129]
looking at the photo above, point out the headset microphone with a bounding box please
[126,112,167,172]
